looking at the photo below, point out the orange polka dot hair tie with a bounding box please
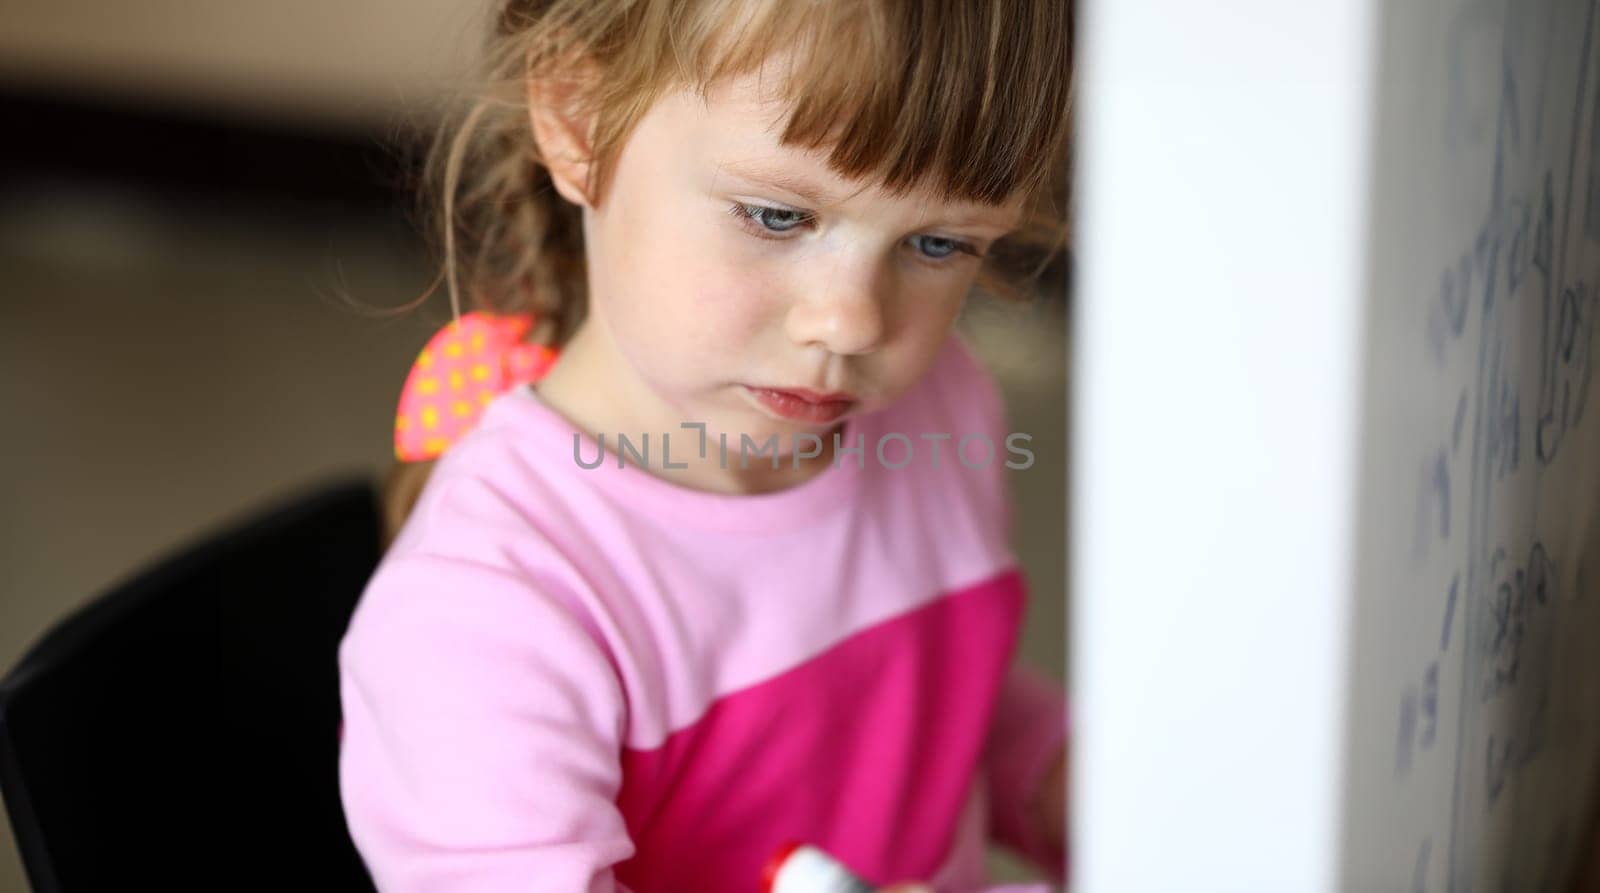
[393,311,559,461]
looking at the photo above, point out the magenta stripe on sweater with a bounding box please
[613,568,1025,891]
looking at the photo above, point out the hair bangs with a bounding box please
[679,0,1071,208]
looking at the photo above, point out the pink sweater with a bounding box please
[337,331,1069,892]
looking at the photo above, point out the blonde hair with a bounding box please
[379,0,1075,549]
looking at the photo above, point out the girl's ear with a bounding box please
[527,58,600,208]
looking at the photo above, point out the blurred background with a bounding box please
[0,2,1071,889]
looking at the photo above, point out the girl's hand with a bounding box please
[874,740,1068,893]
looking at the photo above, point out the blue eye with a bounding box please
[731,202,811,233]
[911,235,964,259]
[727,202,981,264]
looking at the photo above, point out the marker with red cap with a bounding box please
[762,841,875,893]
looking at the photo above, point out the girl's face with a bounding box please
[538,64,1025,491]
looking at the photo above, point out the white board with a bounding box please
[1073,1,1600,890]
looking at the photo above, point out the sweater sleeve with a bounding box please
[982,662,1070,885]
[337,552,639,892]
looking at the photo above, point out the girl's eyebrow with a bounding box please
[715,158,1019,230]
[714,159,853,207]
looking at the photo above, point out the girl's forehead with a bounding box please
[668,70,1026,226]
[686,64,806,141]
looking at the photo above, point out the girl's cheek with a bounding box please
[695,268,777,337]
[695,232,790,314]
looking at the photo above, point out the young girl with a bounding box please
[338,1,1073,890]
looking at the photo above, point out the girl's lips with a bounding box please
[743,386,856,424]
[761,386,856,404]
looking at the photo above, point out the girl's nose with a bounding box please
[784,255,890,357]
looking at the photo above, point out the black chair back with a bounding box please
[0,473,383,891]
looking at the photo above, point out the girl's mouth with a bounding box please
[742,386,856,424]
